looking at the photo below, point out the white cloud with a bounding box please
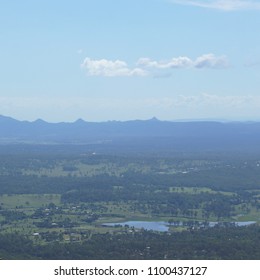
[194,54,229,68]
[81,57,147,77]
[137,54,229,70]
[81,54,229,78]
[137,56,193,69]
[171,0,260,11]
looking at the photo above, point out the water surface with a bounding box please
[103,220,256,232]
[103,221,169,232]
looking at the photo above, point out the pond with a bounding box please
[103,220,256,232]
[103,221,169,232]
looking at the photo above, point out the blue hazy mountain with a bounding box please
[0,115,260,153]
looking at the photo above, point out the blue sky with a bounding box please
[0,0,260,122]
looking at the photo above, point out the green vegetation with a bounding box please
[0,149,259,259]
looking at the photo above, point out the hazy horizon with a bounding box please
[1,113,260,124]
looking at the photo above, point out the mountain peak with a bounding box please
[74,118,86,124]
[148,117,160,122]
[33,118,47,124]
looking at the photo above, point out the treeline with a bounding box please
[0,174,119,194]
[1,164,260,195]
[0,225,260,260]
[61,187,239,218]
[1,151,260,200]
[1,168,259,195]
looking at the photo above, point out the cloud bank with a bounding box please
[171,0,260,11]
[81,54,229,77]
[81,58,147,77]
[137,54,229,69]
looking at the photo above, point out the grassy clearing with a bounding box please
[20,160,131,177]
[0,194,61,209]
[19,157,193,178]
[232,208,260,222]
[169,186,234,196]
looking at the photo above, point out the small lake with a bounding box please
[103,220,256,232]
[103,221,169,232]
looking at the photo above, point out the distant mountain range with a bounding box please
[1,115,260,154]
